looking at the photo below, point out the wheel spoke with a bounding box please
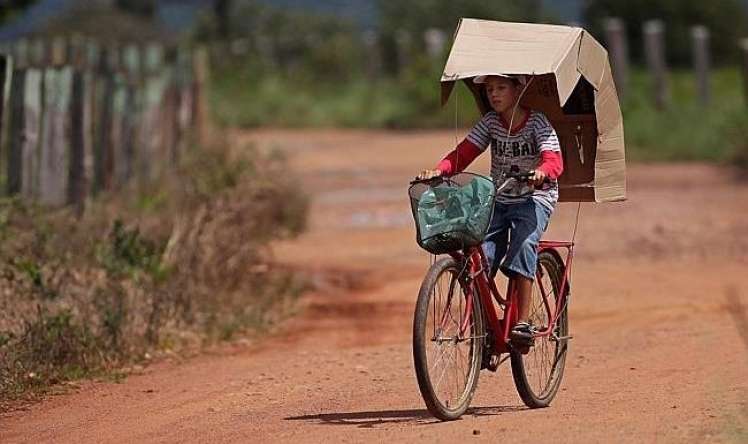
[416,259,483,418]
[432,346,453,394]
[514,254,568,404]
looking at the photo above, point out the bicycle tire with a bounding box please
[510,250,569,408]
[413,257,484,421]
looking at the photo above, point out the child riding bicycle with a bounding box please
[417,74,564,345]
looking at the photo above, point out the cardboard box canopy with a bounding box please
[441,19,626,202]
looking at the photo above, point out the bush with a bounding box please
[621,68,745,162]
[0,142,309,406]
[1,308,102,400]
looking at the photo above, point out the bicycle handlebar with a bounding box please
[505,170,535,181]
[410,170,551,186]
[410,175,444,185]
[504,169,552,184]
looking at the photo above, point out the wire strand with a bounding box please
[452,78,460,176]
[499,75,535,180]
[571,201,582,244]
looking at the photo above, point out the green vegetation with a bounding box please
[622,68,747,162]
[211,58,747,163]
[203,1,748,164]
[0,143,309,407]
[0,0,39,25]
[210,58,479,129]
[583,0,748,65]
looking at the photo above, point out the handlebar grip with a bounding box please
[410,176,443,185]
[505,170,552,184]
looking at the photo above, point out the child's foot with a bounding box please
[510,321,536,346]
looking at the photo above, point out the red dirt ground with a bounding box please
[1,129,747,443]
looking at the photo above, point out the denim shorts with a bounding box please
[482,198,552,280]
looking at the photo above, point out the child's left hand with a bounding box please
[532,169,547,186]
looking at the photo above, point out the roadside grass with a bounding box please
[210,59,746,165]
[0,140,309,409]
[622,68,746,163]
[209,56,481,129]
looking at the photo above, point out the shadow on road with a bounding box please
[285,405,526,428]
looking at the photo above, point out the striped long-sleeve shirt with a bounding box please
[437,109,562,210]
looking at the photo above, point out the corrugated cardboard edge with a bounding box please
[577,31,627,202]
[551,29,583,106]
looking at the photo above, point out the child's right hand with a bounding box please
[416,169,443,180]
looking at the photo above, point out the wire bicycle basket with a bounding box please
[408,172,496,255]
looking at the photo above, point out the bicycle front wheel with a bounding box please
[413,257,484,421]
[511,250,569,408]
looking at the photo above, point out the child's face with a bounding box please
[485,76,520,114]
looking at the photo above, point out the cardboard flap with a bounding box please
[577,31,608,90]
[440,19,626,203]
[553,33,583,106]
[441,19,582,87]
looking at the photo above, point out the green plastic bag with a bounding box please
[411,174,495,254]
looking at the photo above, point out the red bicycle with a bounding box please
[409,172,574,420]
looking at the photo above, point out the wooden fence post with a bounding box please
[11,39,29,68]
[0,55,8,192]
[741,38,748,108]
[29,38,47,67]
[69,69,86,211]
[394,30,411,74]
[362,30,380,81]
[50,36,67,66]
[7,69,25,195]
[66,38,92,210]
[691,25,710,106]
[111,72,129,187]
[121,44,142,185]
[424,28,447,60]
[643,19,670,110]
[192,46,209,147]
[175,45,194,155]
[86,40,100,72]
[21,69,43,200]
[139,42,166,182]
[39,67,73,206]
[94,47,115,193]
[604,17,629,100]
[122,44,142,78]
[163,46,181,165]
[69,35,86,69]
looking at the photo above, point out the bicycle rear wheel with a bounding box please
[511,250,569,408]
[413,257,484,421]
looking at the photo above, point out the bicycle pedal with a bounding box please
[486,354,500,372]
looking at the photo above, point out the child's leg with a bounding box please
[499,199,553,324]
[482,203,509,276]
[514,275,534,322]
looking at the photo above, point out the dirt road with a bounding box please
[2,129,747,443]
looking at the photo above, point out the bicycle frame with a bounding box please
[448,240,574,354]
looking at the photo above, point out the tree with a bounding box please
[0,0,39,24]
[214,0,232,39]
[115,0,155,17]
[583,0,748,65]
[376,0,545,74]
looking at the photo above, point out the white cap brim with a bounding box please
[473,74,528,85]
